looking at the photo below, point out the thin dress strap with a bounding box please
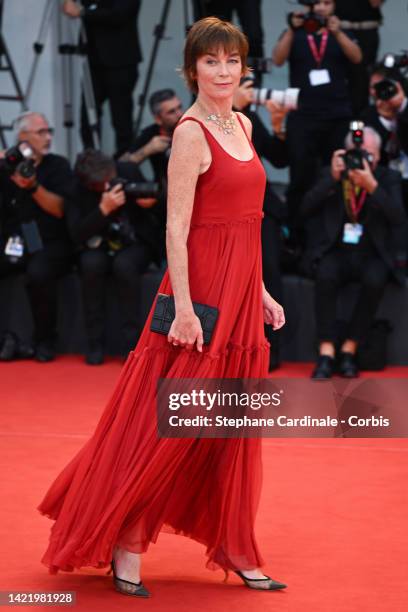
[235,112,252,147]
[177,116,206,129]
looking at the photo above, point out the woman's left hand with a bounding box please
[263,290,285,330]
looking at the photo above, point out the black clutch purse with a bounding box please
[150,293,219,345]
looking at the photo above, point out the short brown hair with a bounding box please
[183,17,249,94]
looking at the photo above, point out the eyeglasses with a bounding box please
[25,128,54,137]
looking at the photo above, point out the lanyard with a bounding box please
[307,31,329,67]
[342,180,367,222]
[350,188,367,221]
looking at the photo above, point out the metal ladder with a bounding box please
[0,0,27,148]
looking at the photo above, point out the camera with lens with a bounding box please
[1,142,36,179]
[373,78,399,101]
[342,121,373,172]
[289,1,327,34]
[383,52,408,71]
[240,76,300,110]
[105,215,137,253]
[109,177,160,199]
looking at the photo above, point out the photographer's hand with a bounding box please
[349,159,378,194]
[62,0,82,18]
[10,172,37,191]
[327,15,341,35]
[11,171,64,218]
[99,183,126,216]
[135,198,157,209]
[264,99,288,138]
[331,149,347,182]
[329,19,362,64]
[388,81,407,113]
[232,80,255,111]
[145,136,171,156]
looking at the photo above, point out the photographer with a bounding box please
[233,80,290,369]
[362,65,408,182]
[336,0,385,114]
[122,89,184,184]
[67,149,165,364]
[299,126,406,379]
[272,0,362,242]
[62,0,142,156]
[0,112,74,362]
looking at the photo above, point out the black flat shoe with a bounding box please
[111,560,151,598]
[85,346,104,366]
[234,570,287,591]
[35,340,56,363]
[338,351,359,378]
[311,355,335,380]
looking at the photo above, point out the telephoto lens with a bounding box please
[373,79,398,101]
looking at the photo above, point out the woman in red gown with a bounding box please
[38,17,286,596]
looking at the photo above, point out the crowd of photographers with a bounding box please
[1,0,407,378]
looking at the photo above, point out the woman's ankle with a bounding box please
[113,547,141,583]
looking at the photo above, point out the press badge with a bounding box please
[4,236,24,258]
[343,223,363,245]
[309,69,331,86]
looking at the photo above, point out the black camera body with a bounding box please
[2,143,36,179]
[109,177,160,199]
[342,121,373,172]
[296,0,327,33]
[383,52,408,71]
[342,149,372,171]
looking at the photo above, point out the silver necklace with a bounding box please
[197,102,236,135]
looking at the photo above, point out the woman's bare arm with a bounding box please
[166,120,208,349]
[272,28,295,66]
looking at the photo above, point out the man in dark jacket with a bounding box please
[362,66,408,210]
[300,126,406,379]
[66,149,165,364]
[62,0,142,155]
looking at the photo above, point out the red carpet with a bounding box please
[1,356,407,611]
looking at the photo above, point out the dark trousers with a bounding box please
[81,64,138,155]
[286,113,350,235]
[314,247,389,344]
[261,213,283,350]
[193,0,263,58]
[346,29,380,116]
[78,242,153,353]
[21,242,72,344]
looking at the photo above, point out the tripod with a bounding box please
[24,0,100,154]
[133,0,193,137]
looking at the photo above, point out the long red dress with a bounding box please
[38,114,270,575]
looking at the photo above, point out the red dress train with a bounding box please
[38,114,270,574]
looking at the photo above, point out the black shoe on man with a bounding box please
[35,340,56,363]
[85,342,104,366]
[0,332,18,361]
[338,351,359,378]
[311,355,335,380]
